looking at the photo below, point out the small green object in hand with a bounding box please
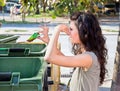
[27,32,39,42]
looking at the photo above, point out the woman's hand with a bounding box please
[55,24,70,35]
[37,26,50,43]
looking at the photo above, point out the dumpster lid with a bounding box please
[0,48,30,56]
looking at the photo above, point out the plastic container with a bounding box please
[0,35,19,43]
[0,43,47,91]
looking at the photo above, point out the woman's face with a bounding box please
[69,21,80,44]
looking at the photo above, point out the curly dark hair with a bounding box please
[70,11,108,85]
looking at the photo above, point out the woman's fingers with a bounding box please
[37,36,49,43]
[39,26,49,34]
[57,24,70,35]
[37,26,49,43]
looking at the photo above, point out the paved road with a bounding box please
[0,12,119,32]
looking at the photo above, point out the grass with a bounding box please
[27,12,52,18]
[0,19,35,24]
[104,29,119,32]
[0,12,54,24]
[5,29,27,32]
[0,19,45,24]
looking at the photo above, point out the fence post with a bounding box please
[111,31,120,91]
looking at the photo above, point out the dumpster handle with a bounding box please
[11,72,20,86]
[29,47,46,55]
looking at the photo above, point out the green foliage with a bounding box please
[52,0,111,17]
[19,0,112,19]
[0,0,5,6]
[49,10,56,19]
[20,0,40,14]
[53,0,91,17]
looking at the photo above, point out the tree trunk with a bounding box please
[43,4,46,13]
[35,0,40,14]
[22,13,25,22]
[43,0,47,13]
[111,31,120,91]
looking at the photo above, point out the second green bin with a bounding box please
[0,43,47,91]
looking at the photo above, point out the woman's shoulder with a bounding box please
[83,51,97,59]
[82,51,100,72]
[83,51,99,66]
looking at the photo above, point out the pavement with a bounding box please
[0,13,119,35]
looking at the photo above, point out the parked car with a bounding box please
[103,3,116,15]
[12,4,21,15]
[93,2,104,14]
[4,2,16,12]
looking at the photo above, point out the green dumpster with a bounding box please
[0,35,19,43]
[0,43,47,91]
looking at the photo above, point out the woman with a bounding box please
[38,11,108,91]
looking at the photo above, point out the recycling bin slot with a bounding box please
[9,48,30,56]
[0,72,12,81]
